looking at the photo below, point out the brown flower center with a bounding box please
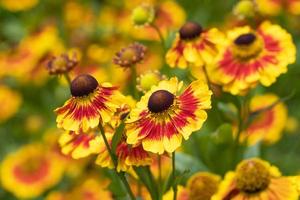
[179,21,203,40]
[148,90,174,113]
[234,33,256,45]
[236,160,270,193]
[70,74,98,97]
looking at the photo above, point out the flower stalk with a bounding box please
[98,124,136,200]
[172,152,177,200]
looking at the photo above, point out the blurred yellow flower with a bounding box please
[24,114,44,133]
[64,1,95,29]
[0,25,64,84]
[0,144,64,199]
[238,94,287,145]
[187,172,221,200]
[285,117,299,133]
[0,0,38,11]
[0,85,22,123]
[59,130,103,159]
[67,177,113,200]
[163,185,189,200]
[207,21,296,95]
[255,0,300,16]
[212,158,299,200]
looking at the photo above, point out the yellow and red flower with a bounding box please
[238,94,287,145]
[55,74,123,132]
[0,85,22,123]
[0,0,38,11]
[59,129,104,159]
[163,186,189,200]
[0,144,64,199]
[163,172,221,200]
[67,177,113,200]
[212,158,299,200]
[126,77,212,154]
[255,0,300,16]
[187,172,221,200]
[96,139,153,172]
[207,21,296,95]
[166,21,224,68]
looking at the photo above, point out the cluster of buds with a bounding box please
[113,42,147,68]
[46,52,79,75]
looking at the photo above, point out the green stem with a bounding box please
[63,73,71,86]
[172,152,177,200]
[98,125,136,200]
[158,155,162,200]
[151,23,166,51]
[232,96,249,167]
[150,23,170,74]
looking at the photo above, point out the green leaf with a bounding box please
[133,166,158,200]
[217,102,238,122]
[175,152,208,173]
[111,122,125,153]
[211,123,234,144]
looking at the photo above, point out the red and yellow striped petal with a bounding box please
[239,94,287,145]
[95,140,153,172]
[166,28,224,69]
[208,21,295,95]
[55,83,121,132]
[59,130,104,159]
[126,77,212,154]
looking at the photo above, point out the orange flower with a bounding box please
[238,94,287,145]
[212,158,299,200]
[207,21,296,95]
[166,21,224,68]
[55,74,123,132]
[0,144,64,199]
[126,77,212,154]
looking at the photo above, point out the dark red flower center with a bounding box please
[148,90,174,113]
[234,33,256,45]
[179,21,203,40]
[71,74,99,97]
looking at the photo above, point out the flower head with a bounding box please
[68,177,113,200]
[187,172,221,200]
[113,43,147,68]
[96,138,153,172]
[0,0,38,11]
[166,21,224,68]
[207,21,296,95]
[55,74,122,132]
[237,94,287,145]
[233,0,255,19]
[132,4,155,26]
[212,158,299,200]
[0,85,22,123]
[0,144,64,199]
[46,52,78,75]
[126,77,212,154]
[137,71,165,93]
[59,129,105,159]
